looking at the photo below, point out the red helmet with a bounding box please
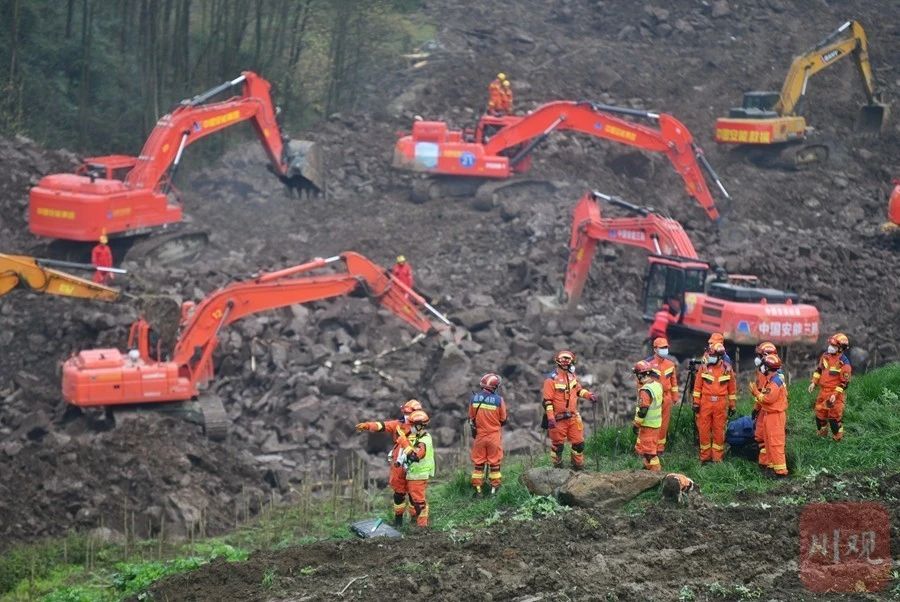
[479,372,502,392]
[408,410,430,426]
[762,354,782,371]
[653,337,669,349]
[401,399,423,415]
[828,333,850,350]
[633,360,654,376]
[555,350,576,369]
[709,342,726,356]
[755,341,777,357]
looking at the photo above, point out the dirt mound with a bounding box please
[1,0,899,548]
[146,470,900,601]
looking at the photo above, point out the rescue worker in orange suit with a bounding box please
[692,342,736,463]
[808,333,852,441]
[704,332,734,367]
[884,178,900,232]
[748,341,778,465]
[469,372,508,496]
[647,303,674,343]
[391,255,414,292]
[644,337,679,454]
[542,350,597,470]
[632,360,664,471]
[487,72,507,116]
[355,399,422,527]
[499,79,514,114]
[752,354,789,476]
[400,410,435,527]
[91,234,114,285]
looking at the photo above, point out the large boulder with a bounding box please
[557,470,664,509]
[521,467,574,496]
[429,343,473,401]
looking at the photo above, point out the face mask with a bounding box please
[657,348,669,357]
[759,366,767,374]
[754,357,762,367]
[707,356,719,365]
[827,345,837,354]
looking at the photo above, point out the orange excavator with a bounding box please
[61,252,450,439]
[393,101,729,221]
[884,179,900,233]
[563,191,820,345]
[29,71,324,263]
[0,253,121,300]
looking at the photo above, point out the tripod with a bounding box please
[669,360,700,449]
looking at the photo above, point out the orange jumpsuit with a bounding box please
[692,360,736,462]
[391,262,414,290]
[402,432,432,527]
[645,354,678,452]
[358,419,413,520]
[468,389,507,490]
[749,370,769,465]
[889,181,900,226]
[754,372,788,475]
[633,383,663,471]
[487,79,505,115]
[647,308,673,341]
[91,243,114,285]
[542,369,594,468]
[498,85,513,113]
[811,352,851,441]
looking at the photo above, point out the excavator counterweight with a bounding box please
[563,192,820,345]
[61,252,449,439]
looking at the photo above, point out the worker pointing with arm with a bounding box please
[542,350,597,470]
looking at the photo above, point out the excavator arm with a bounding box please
[563,191,698,306]
[0,253,118,301]
[170,252,449,384]
[125,71,323,193]
[776,20,883,116]
[482,101,728,222]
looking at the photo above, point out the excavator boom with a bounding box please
[62,252,448,411]
[29,71,323,244]
[394,101,728,222]
[0,253,118,301]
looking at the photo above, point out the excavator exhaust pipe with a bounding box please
[857,103,889,134]
[281,139,326,196]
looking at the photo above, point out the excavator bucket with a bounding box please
[282,139,325,196]
[857,102,889,133]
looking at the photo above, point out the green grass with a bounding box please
[3,364,898,601]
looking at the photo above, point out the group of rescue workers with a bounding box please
[487,72,514,115]
[355,330,853,527]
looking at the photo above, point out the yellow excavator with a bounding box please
[715,20,889,169]
[0,253,120,301]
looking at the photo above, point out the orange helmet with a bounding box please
[707,332,725,345]
[755,341,777,357]
[653,337,669,349]
[762,354,782,372]
[555,350,576,369]
[401,399,423,415]
[828,333,850,350]
[709,342,726,356]
[633,360,653,376]
[408,410,430,427]
[479,372,501,392]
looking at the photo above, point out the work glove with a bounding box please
[748,383,758,396]
[826,394,836,408]
[728,407,736,418]
[807,382,816,394]
[355,423,368,432]
[692,405,700,415]
[587,392,598,403]
[546,418,557,429]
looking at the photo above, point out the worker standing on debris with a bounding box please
[645,337,678,454]
[752,354,789,476]
[632,360,663,471]
[542,350,597,470]
[391,255,414,292]
[469,372,508,496]
[808,333,852,441]
[487,72,507,115]
[692,342,736,463]
[402,410,435,527]
[647,303,674,345]
[355,399,422,527]
[749,341,778,466]
[91,234,114,285]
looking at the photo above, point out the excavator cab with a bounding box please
[75,156,138,182]
[642,257,707,320]
[729,92,781,119]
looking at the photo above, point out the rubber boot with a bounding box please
[829,419,843,442]
[815,418,828,437]
[490,485,499,496]
[473,485,482,498]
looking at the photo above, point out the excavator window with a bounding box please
[642,263,707,318]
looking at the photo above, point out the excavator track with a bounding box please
[124,227,209,265]
[745,141,831,171]
[198,394,229,441]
